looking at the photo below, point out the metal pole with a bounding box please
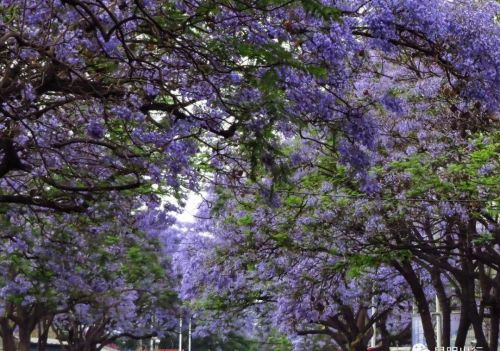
[371,296,377,347]
[179,317,183,351]
[188,317,192,351]
[436,295,442,348]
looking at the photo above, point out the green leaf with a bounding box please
[300,0,341,21]
[238,214,253,226]
[285,195,303,206]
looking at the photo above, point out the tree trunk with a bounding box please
[351,336,368,351]
[0,319,17,351]
[379,319,391,351]
[37,315,53,351]
[455,303,471,348]
[1,333,16,351]
[74,340,95,351]
[489,306,499,351]
[467,303,490,351]
[440,298,451,349]
[393,261,436,351]
[356,342,368,351]
[433,273,451,348]
[18,324,33,351]
[461,279,490,351]
[37,324,49,351]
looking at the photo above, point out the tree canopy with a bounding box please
[0,0,499,350]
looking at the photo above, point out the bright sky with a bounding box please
[175,192,204,224]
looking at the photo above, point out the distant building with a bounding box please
[412,310,500,350]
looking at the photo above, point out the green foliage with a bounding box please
[472,232,494,245]
[238,214,254,226]
[125,245,164,282]
[237,42,293,66]
[300,0,342,21]
[388,131,500,204]
[172,332,292,351]
[285,195,304,207]
[271,231,292,247]
[343,250,412,279]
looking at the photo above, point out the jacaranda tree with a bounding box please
[1,0,499,350]
[174,0,499,350]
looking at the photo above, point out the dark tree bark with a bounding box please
[37,316,53,351]
[456,221,490,351]
[18,322,33,351]
[378,317,391,351]
[392,261,436,351]
[433,271,451,348]
[455,302,471,348]
[490,305,499,351]
[0,318,17,351]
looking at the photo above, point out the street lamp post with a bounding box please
[179,317,183,351]
[188,317,192,351]
[435,296,442,349]
[370,295,377,347]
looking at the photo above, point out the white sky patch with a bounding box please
[176,192,204,223]
[174,191,215,238]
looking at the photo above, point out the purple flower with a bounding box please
[144,83,160,97]
[22,84,36,102]
[381,93,404,114]
[86,121,105,139]
[478,163,494,176]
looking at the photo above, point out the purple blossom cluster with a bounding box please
[0,0,499,349]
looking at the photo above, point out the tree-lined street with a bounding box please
[0,0,498,350]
